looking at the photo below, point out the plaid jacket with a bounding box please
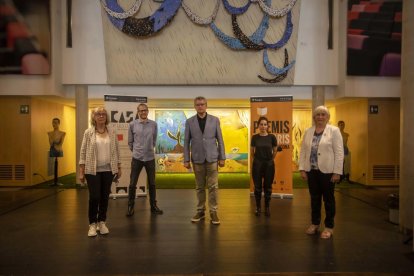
[79,126,121,175]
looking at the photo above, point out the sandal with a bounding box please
[305,224,319,235]
[320,228,333,239]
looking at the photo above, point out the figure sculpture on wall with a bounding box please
[48,118,66,186]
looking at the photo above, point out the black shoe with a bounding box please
[126,203,134,217]
[151,205,163,215]
[255,208,261,216]
[265,207,271,217]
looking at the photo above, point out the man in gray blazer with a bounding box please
[184,96,226,225]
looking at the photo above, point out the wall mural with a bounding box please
[100,0,301,85]
[155,109,249,173]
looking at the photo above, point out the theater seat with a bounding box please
[362,36,401,54]
[352,4,366,12]
[364,3,381,13]
[348,11,360,21]
[21,53,49,74]
[0,5,16,16]
[347,48,384,76]
[7,21,29,48]
[394,12,402,22]
[379,53,401,76]
[13,37,38,65]
[347,34,368,49]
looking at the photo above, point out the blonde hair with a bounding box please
[313,106,330,122]
[91,106,109,126]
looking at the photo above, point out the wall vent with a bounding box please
[372,165,399,181]
[0,165,13,180]
[14,165,25,180]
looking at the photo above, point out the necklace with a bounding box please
[96,127,106,134]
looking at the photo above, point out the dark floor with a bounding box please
[0,186,413,275]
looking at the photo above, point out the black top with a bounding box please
[251,134,277,161]
[197,113,207,133]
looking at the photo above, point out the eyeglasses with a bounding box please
[138,109,148,113]
[95,112,107,117]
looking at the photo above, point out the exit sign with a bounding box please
[369,105,378,114]
[20,105,30,114]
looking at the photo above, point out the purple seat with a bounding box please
[379,53,401,76]
[348,34,368,49]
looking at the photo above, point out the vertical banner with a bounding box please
[104,95,148,198]
[250,96,293,198]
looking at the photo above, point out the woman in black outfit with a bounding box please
[251,116,280,217]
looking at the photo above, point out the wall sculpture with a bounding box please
[100,0,301,84]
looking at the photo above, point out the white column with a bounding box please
[75,85,89,184]
[312,86,325,112]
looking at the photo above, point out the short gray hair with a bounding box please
[194,96,207,104]
[91,106,109,126]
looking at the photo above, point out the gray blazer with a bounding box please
[184,114,226,164]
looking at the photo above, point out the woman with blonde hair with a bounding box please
[79,107,122,237]
[299,106,343,239]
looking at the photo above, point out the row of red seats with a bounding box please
[347,0,402,76]
[350,1,402,13]
[349,11,402,22]
[347,0,402,40]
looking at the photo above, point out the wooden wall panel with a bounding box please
[0,97,31,185]
[367,99,400,185]
[336,100,369,185]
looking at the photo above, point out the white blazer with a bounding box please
[299,124,344,174]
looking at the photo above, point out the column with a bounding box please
[312,86,325,113]
[75,85,88,184]
[400,0,414,243]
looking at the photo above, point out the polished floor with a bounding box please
[0,186,413,275]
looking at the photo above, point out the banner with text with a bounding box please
[250,96,293,198]
[104,95,147,198]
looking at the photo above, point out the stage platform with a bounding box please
[0,187,413,275]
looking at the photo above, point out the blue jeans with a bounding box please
[128,158,157,206]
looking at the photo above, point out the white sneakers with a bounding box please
[88,221,109,237]
[97,221,109,235]
[88,223,97,237]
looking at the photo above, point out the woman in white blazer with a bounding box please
[79,107,121,237]
[299,106,344,239]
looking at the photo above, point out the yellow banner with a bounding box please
[250,96,293,197]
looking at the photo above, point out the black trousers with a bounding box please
[252,159,275,204]
[307,169,336,228]
[85,171,113,224]
[129,158,157,206]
